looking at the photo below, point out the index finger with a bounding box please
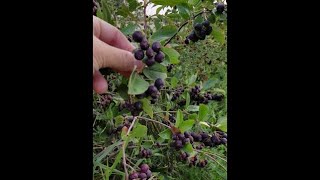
[93,16,134,52]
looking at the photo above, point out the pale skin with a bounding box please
[93,16,144,94]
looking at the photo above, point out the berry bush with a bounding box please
[93,0,227,179]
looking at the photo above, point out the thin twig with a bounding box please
[136,116,171,128]
[122,117,137,180]
[143,0,148,34]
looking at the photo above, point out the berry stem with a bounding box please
[137,116,171,128]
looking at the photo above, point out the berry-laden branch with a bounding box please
[164,9,212,46]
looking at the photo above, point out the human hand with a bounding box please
[93,16,144,94]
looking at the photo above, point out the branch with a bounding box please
[143,0,148,34]
[136,116,171,128]
[123,117,137,180]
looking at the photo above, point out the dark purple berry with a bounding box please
[183,138,190,145]
[138,173,147,179]
[140,164,149,173]
[147,85,158,97]
[145,57,155,66]
[175,140,183,149]
[146,170,152,178]
[132,31,144,42]
[154,78,164,90]
[205,26,213,35]
[172,134,177,140]
[140,38,149,50]
[184,132,190,137]
[134,49,144,60]
[134,101,143,111]
[185,38,189,44]
[147,149,152,156]
[194,23,202,31]
[151,42,161,52]
[129,172,139,180]
[155,51,165,63]
[188,31,199,42]
[202,20,210,27]
[146,47,154,58]
[200,133,209,139]
[216,3,225,14]
[177,133,185,140]
[221,138,227,144]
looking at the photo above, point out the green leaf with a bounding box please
[177,3,191,19]
[187,74,197,85]
[188,0,200,6]
[183,143,194,153]
[216,116,227,132]
[171,77,178,88]
[107,149,123,179]
[185,92,190,107]
[188,113,198,120]
[128,0,140,11]
[99,0,115,25]
[203,78,218,91]
[120,23,138,36]
[141,98,153,118]
[118,4,131,18]
[131,124,148,138]
[151,0,186,6]
[156,6,163,15]
[94,140,122,163]
[118,84,129,100]
[151,26,177,42]
[128,70,149,95]
[162,47,180,64]
[158,128,172,139]
[198,104,209,121]
[212,25,225,44]
[143,64,167,80]
[114,116,124,127]
[175,110,183,127]
[179,120,195,133]
[208,13,216,24]
[186,105,199,112]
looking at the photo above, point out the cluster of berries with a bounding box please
[140,148,152,158]
[129,164,152,180]
[190,85,224,104]
[131,31,165,66]
[136,78,164,104]
[185,20,213,44]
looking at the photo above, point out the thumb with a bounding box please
[93,36,144,75]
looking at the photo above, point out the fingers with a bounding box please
[93,16,134,52]
[93,70,108,94]
[93,36,144,75]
